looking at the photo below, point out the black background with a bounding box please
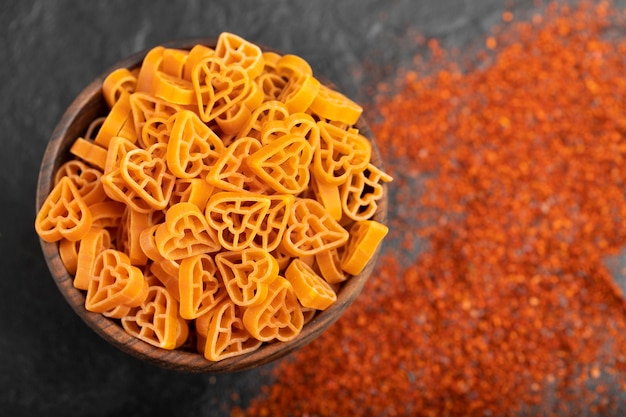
[1,1,544,415]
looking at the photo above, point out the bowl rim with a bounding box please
[35,38,388,373]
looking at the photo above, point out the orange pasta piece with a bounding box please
[248,194,294,253]
[285,258,337,310]
[102,137,156,213]
[139,114,174,148]
[119,142,176,211]
[314,247,347,284]
[102,68,137,109]
[129,91,181,139]
[260,112,320,151]
[69,138,108,172]
[205,136,269,193]
[214,81,263,135]
[166,109,224,179]
[168,178,214,211]
[36,177,92,242]
[85,249,146,313]
[94,92,136,148]
[247,134,313,195]
[282,198,349,256]
[309,83,363,126]
[236,100,290,140]
[202,298,262,361]
[313,121,371,186]
[214,32,265,79]
[135,46,165,93]
[74,227,112,290]
[121,285,181,350]
[278,71,320,114]
[54,159,107,206]
[149,260,181,301]
[139,224,164,262]
[155,202,221,260]
[215,248,279,307]
[178,253,228,320]
[58,238,80,276]
[310,175,342,221]
[182,44,214,81]
[275,54,313,78]
[204,192,272,251]
[242,277,303,342]
[153,70,196,105]
[191,56,251,123]
[116,207,151,266]
[161,48,189,78]
[340,163,393,222]
[88,200,126,229]
[256,71,288,102]
[340,220,389,275]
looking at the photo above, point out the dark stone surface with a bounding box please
[0,1,519,415]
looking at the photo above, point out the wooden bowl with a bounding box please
[35,38,388,372]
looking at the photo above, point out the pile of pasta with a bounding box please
[35,33,392,361]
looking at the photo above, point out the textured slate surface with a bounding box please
[1,1,515,415]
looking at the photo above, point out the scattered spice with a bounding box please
[236,1,626,416]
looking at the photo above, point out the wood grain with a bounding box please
[35,39,389,373]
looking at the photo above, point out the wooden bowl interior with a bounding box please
[35,39,388,372]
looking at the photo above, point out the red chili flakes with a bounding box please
[236,1,626,416]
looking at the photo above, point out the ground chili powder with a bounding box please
[234,1,626,415]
